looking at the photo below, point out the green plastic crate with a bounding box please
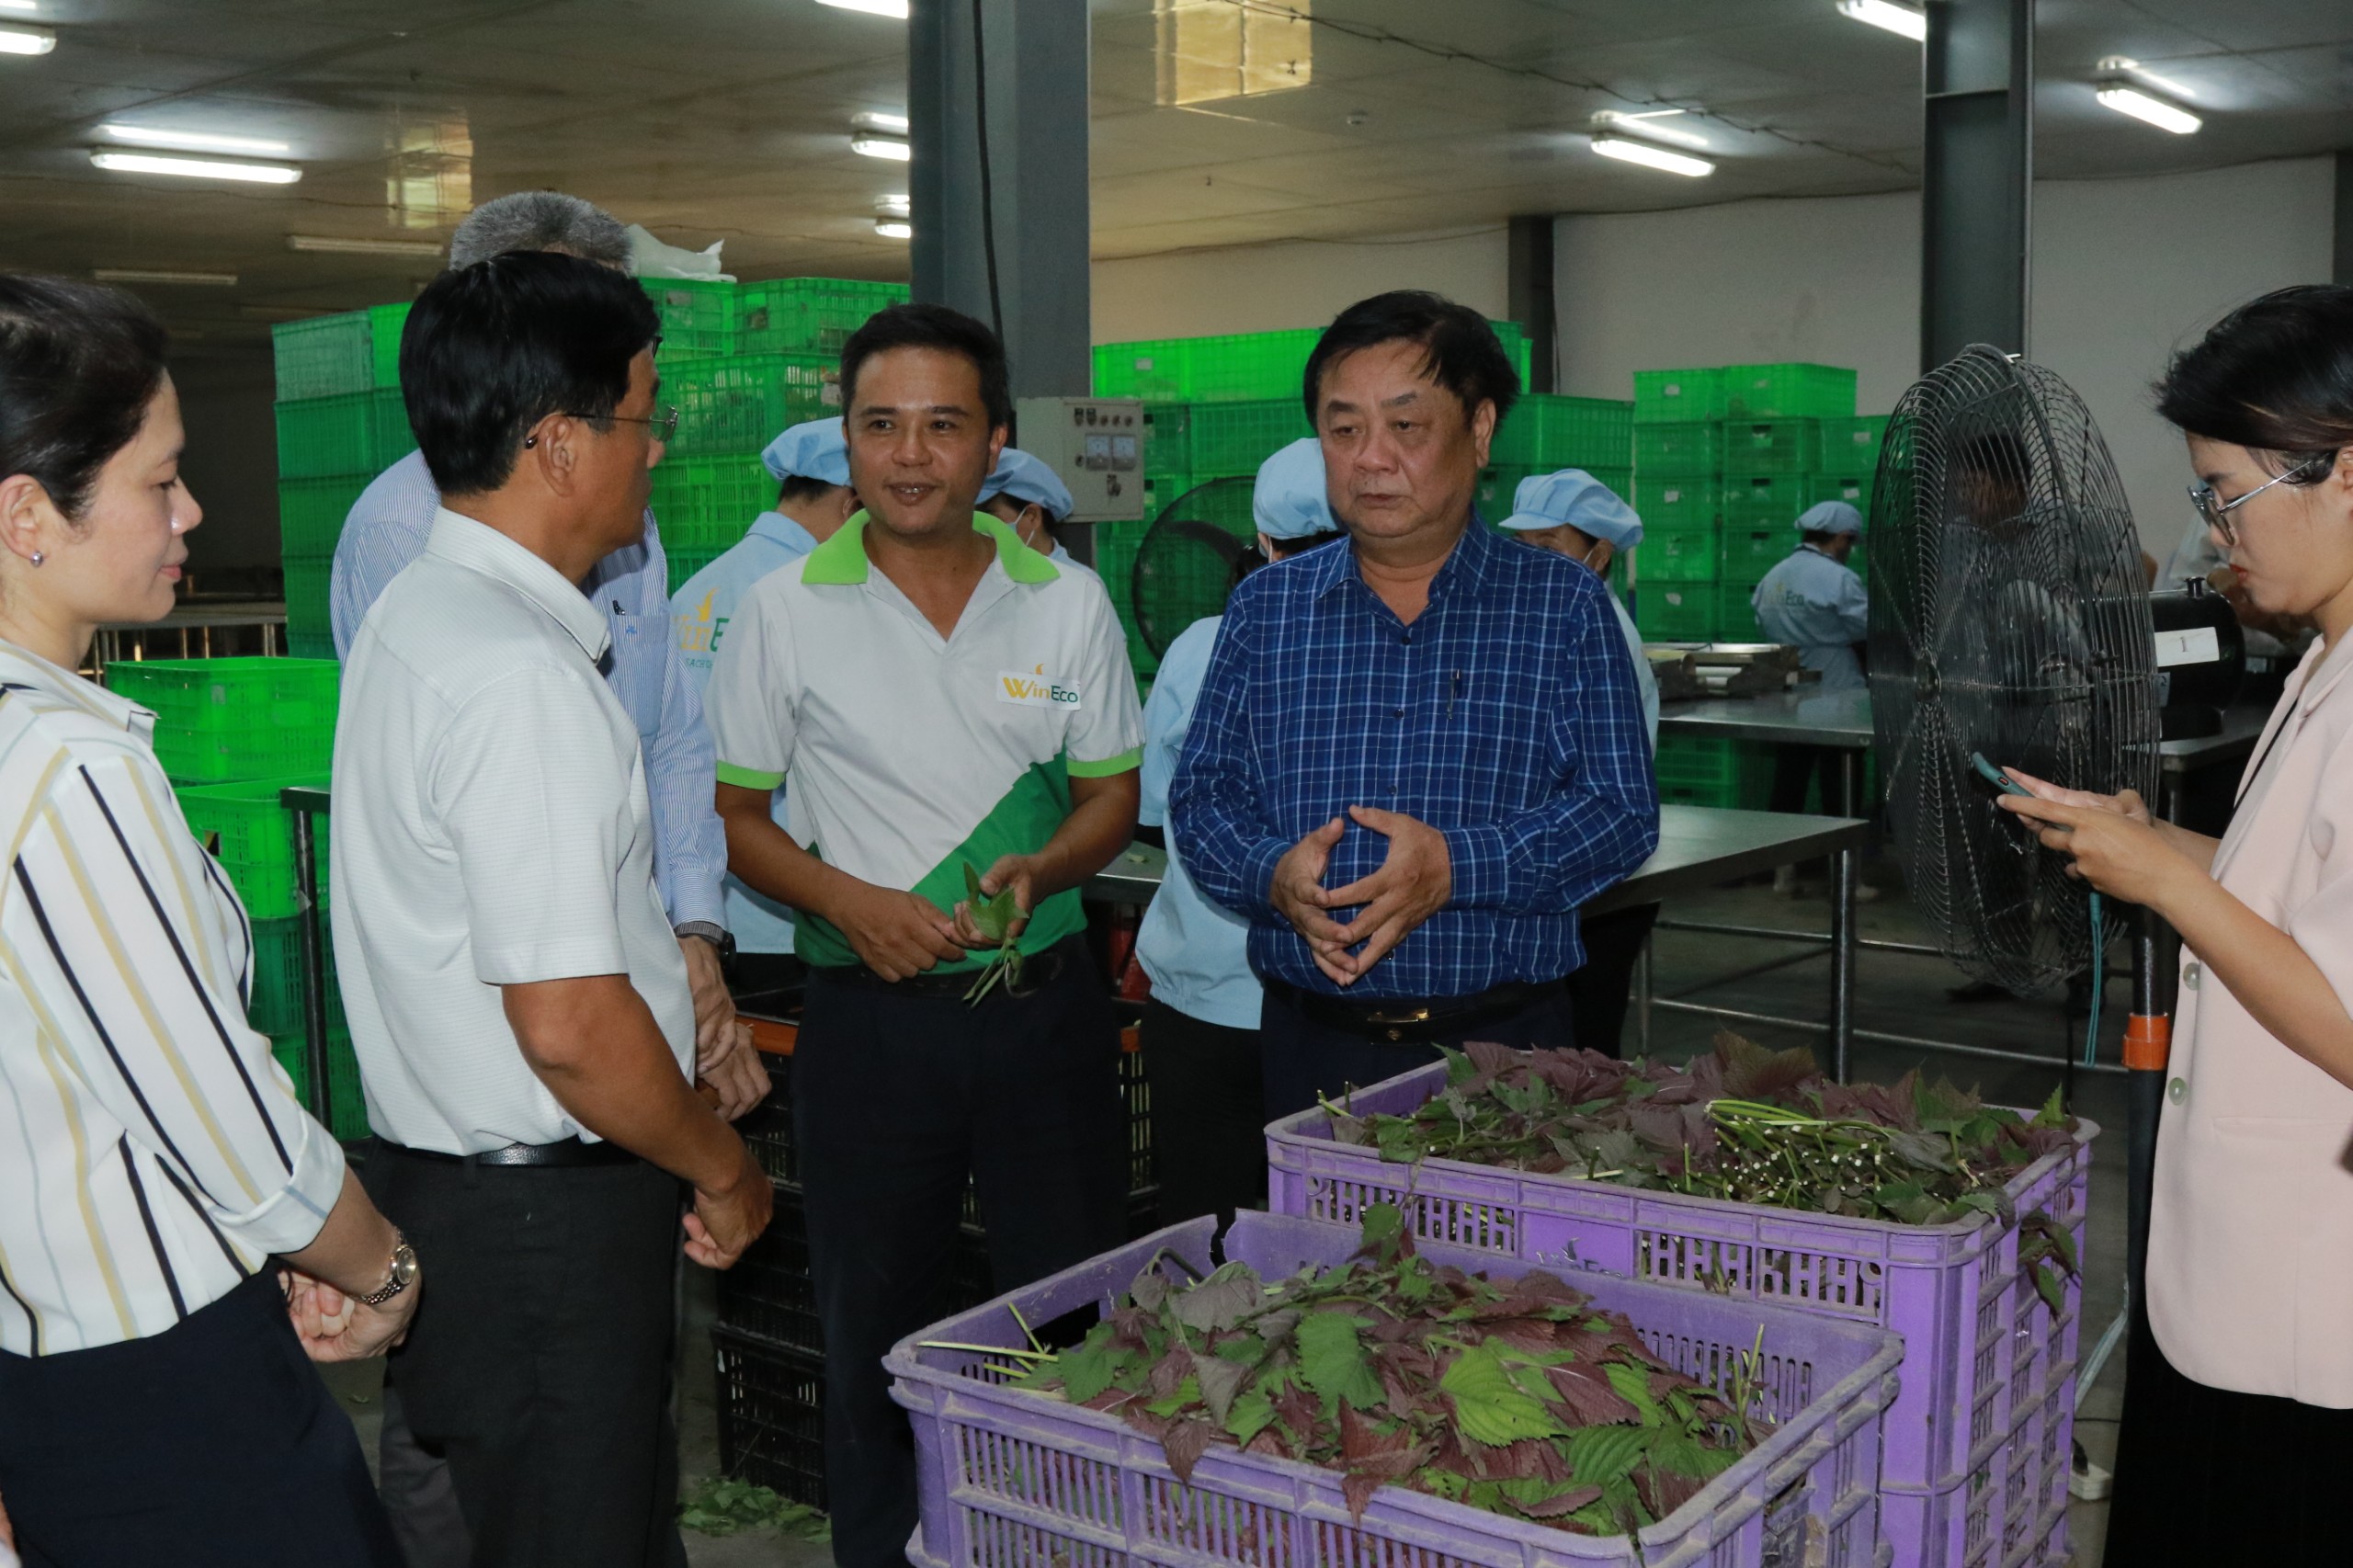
[369,301,412,389]
[1142,471,1195,520]
[1818,415,1888,471]
[1638,523,1721,583]
[283,558,333,647]
[1804,472,1877,515]
[1722,472,1808,531]
[1722,419,1821,475]
[288,626,335,661]
[651,454,775,551]
[1488,394,1633,470]
[105,657,339,734]
[1632,423,1724,473]
[1474,465,1543,525]
[1093,516,1158,680]
[1633,475,1720,532]
[1633,368,1726,424]
[1721,363,1856,421]
[643,278,737,361]
[1634,583,1719,642]
[668,353,836,456]
[1720,525,1792,584]
[1094,323,1529,405]
[151,723,333,788]
[271,312,371,403]
[275,388,415,479]
[737,278,909,356]
[1141,403,1192,477]
[249,914,342,1037]
[1186,399,1313,478]
[1654,736,1778,810]
[268,1029,368,1142]
[278,475,369,560]
[177,772,331,919]
[667,545,728,598]
[1716,578,1767,641]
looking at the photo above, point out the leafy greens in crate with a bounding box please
[1325,1036,2082,1313]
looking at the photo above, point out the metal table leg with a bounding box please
[1829,842,1857,1082]
[290,808,334,1129]
[1633,932,1653,1056]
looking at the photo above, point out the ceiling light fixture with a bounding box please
[95,267,238,287]
[2098,55,2196,99]
[851,134,911,162]
[286,233,445,256]
[1590,109,1711,150]
[815,0,909,17]
[91,150,301,184]
[2096,82,2200,134]
[1591,135,1715,178]
[875,193,911,218]
[1836,0,1926,41]
[851,110,910,135]
[874,219,913,240]
[0,23,54,53]
[101,122,292,155]
[0,2,39,12]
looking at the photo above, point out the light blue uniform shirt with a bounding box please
[671,510,824,956]
[330,449,726,930]
[1751,544,1870,693]
[1136,615,1260,1030]
[1604,589,1659,750]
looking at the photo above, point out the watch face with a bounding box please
[392,1245,418,1287]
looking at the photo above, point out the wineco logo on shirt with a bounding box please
[997,666,1082,710]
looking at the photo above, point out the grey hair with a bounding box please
[449,191,631,271]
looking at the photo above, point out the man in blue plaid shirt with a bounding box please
[1169,290,1659,1118]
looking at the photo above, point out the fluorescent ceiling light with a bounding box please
[95,268,238,287]
[875,193,911,218]
[851,134,911,161]
[101,122,291,156]
[286,233,444,256]
[1591,135,1714,178]
[816,0,908,17]
[851,110,909,135]
[874,219,913,240]
[1591,109,1710,149]
[0,23,54,52]
[2099,55,2195,99]
[0,2,39,12]
[2097,84,2200,134]
[1837,0,1926,41]
[91,150,301,184]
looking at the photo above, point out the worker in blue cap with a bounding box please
[1495,469,1658,747]
[1137,437,1344,1227]
[1751,499,1870,891]
[1495,469,1658,1055]
[979,447,1083,571]
[670,417,859,993]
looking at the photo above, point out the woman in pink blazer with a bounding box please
[2002,284,2353,1565]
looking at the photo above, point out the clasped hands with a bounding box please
[1269,805,1451,986]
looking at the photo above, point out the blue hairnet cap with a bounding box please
[760,419,850,486]
[1252,438,1338,540]
[978,448,1075,519]
[1498,469,1643,548]
[1797,499,1864,536]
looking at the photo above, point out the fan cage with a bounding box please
[1132,477,1259,658]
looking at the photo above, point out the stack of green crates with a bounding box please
[1631,362,1883,644]
[270,279,913,615]
[1653,734,1778,812]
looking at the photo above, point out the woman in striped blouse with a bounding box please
[0,277,415,1565]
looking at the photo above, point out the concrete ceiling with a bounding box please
[0,0,2342,353]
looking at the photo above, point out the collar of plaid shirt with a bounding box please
[1167,515,1660,1002]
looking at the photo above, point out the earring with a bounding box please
[28,551,40,566]
[523,435,538,449]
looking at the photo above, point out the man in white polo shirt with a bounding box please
[706,302,1142,1568]
[335,251,771,1566]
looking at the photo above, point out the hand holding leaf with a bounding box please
[958,860,1029,1005]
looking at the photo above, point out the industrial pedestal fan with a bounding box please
[1132,476,1259,658]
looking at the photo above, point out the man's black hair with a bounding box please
[1802,529,1847,548]
[400,250,660,496]
[778,473,842,507]
[838,302,1011,434]
[1302,290,1521,429]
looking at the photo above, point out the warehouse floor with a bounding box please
[320,876,2129,1567]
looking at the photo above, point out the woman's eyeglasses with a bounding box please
[2187,451,2334,546]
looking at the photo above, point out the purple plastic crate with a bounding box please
[888,1210,1901,1568]
[1266,1063,2096,1568]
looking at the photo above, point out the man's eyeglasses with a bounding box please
[565,404,680,444]
[2187,451,2334,546]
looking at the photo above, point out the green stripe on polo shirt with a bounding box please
[793,756,1082,973]
[717,761,783,790]
[1067,746,1142,778]
[799,511,1059,587]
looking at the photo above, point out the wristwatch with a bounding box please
[358,1232,419,1308]
[676,922,735,967]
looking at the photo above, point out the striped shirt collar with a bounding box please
[0,637,152,736]
[1303,511,1495,605]
[422,507,612,665]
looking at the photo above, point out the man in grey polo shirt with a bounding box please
[336,251,771,1567]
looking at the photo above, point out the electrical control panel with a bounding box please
[1013,396,1148,523]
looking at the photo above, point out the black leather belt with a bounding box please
[1263,976,1565,1044]
[375,1136,640,1169]
[810,947,1066,1000]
